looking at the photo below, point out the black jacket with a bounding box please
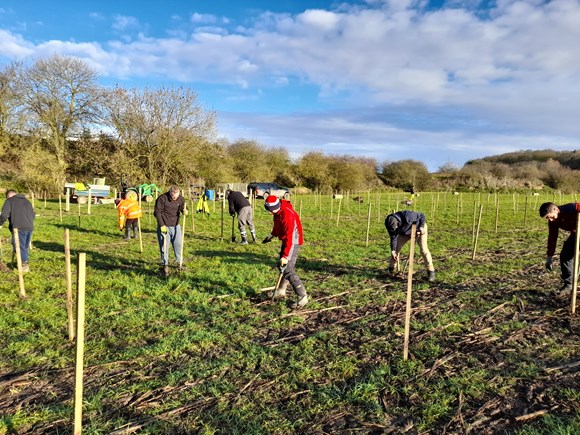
[154,192,185,227]
[0,194,36,231]
[228,191,250,215]
[385,210,426,252]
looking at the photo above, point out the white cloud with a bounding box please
[0,0,579,166]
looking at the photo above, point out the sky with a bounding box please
[0,0,579,171]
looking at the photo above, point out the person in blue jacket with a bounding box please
[385,210,435,282]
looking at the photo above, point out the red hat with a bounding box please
[264,195,281,212]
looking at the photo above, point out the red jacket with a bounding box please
[271,200,303,259]
[547,202,580,256]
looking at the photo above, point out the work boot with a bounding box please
[239,236,248,245]
[271,280,288,300]
[251,231,257,242]
[22,262,30,273]
[291,294,308,310]
[161,265,169,277]
[388,267,395,275]
[131,228,137,238]
[557,283,572,299]
[428,270,436,282]
[123,228,131,240]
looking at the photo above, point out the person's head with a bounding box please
[169,185,180,201]
[6,190,16,199]
[264,195,281,214]
[385,214,399,235]
[539,202,559,221]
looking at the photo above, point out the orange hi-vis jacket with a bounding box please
[117,198,143,229]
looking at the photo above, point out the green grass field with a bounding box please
[0,191,578,434]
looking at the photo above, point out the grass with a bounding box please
[0,191,578,433]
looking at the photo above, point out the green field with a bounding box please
[1,192,578,434]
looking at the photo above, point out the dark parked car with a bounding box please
[247,182,290,199]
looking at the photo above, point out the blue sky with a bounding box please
[0,0,578,170]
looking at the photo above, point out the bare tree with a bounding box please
[0,62,24,156]
[15,55,101,184]
[101,85,216,185]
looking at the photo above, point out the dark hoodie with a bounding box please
[0,193,36,231]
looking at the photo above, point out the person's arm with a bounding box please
[228,196,235,216]
[546,221,559,257]
[0,201,10,226]
[154,196,166,227]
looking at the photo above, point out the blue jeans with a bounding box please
[157,225,182,266]
[12,229,33,263]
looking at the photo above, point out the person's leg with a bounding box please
[244,207,256,241]
[238,207,251,243]
[156,226,168,266]
[560,234,575,287]
[19,230,32,269]
[170,225,182,265]
[417,225,435,280]
[282,246,307,307]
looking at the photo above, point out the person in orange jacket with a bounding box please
[117,190,143,239]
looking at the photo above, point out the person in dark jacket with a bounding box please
[263,195,308,309]
[154,185,187,276]
[385,210,435,282]
[226,189,256,244]
[0,190,36,272]
[539,202,580,298]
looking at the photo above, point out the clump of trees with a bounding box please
[1,55,579,194]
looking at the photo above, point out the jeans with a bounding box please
[12,229,33,263]
[157,225,182,266]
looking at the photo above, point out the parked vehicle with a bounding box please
[64,178,111,204]
[215,183,249,200]
[247,182,290,199]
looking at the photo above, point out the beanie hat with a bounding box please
[264,195,281,212]
[385,214,399,234]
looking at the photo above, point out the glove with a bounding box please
[391,250,399,261]
[119,226,124,231]
[160,225,167,234]
[545,256,553,271]
[230,212,236,217]
[279,257,288,272]
[183,209,189,215]
[262,235,274,244]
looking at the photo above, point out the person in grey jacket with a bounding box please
[385,210,435,282]
[0,190,36,272]
[226,189,256,244]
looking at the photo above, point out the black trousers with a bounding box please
[560,233,577,285]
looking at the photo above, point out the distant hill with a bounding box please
[465,149,580,170]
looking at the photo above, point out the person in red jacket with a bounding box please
[262,195,308,309]
[117,190,143,239]
[539,201,580,298]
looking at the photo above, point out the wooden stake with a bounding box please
[13,228,26,299]
[87,189,91,215]
[403,224,417,361]
[336,197,342,227]
[523,195,528,228]
[59,194,63,223]
[65,188,70,212]
[138,218,143,254]
[330,193,334,218]
[365,202,372,247]
[299,199,303,220]
[180,208,186,269]
[494,194,499,233]
[65,229,74,341]
[571,213,580,314]
[472,204,484,260]
[220,195,225,241]
[73,252,86,435]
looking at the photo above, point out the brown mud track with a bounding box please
[1,264,578,434]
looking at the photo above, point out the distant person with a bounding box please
[226,189,256,244]
[263,195,308,309]
[385,210,435,282]
[539,202,580,298]
[117,190,143,240]
[154,185,187,276]
[0,190,36,272]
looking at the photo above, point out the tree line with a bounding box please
[1,55,578,195]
